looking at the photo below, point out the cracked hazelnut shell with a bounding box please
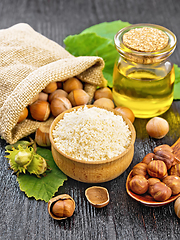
[85,186,110,208]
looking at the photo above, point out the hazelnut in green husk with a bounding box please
[27,153,48,177]
[5,145,33,174]
[5,142,50,177]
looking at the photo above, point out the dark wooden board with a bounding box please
[1,0,180,239]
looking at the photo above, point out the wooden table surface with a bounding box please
[1,0,180,239]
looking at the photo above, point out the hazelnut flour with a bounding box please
[52,106,131,161]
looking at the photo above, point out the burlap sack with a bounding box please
[0,23,106,144]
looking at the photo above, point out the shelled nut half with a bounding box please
[85,186,110,208]
[48,194,75,220]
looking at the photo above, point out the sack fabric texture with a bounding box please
[0,23,105,144]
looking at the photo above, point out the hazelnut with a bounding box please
[43,82,57,94]
[68,89,89,106]
[148,177,161,187]
[142,153,154,165]
[38,92,48,101]
[163,175,180,195]
[146,117,169,139]
[52,200,73,217]
[93,98,114,109]
[129,175,148,195]
[29,100,50,121]
[154,144,173,153]
[94,87,113,100]
[35,125,51,147]
[17,107,28,123]
[149,181,172,201]
[169,163,180,177]
[147,160,167,179]
[63,77,83,93]
[50,97,72,117]
[49,89,68,102]
[56,81,63,89]
[153,150,175,170]
[174,197,180,218]
[114,106,135,123]
[48,194,75,220]
[148,178,161,194]
[132,162,148,177]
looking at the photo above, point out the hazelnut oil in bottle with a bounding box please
[113,24,177,118]
[113,62,175,118]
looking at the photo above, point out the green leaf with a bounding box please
[174,64,180,100]
[82,20,130,43]
[17,147,67,202]
[64,32,118,87]
[5,140,32,151]
[64,20,130,88]
[174,64,180,84]
[64,20,180,99]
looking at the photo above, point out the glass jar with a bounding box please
[113,24,177,118]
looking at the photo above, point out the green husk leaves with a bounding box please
[5,145,33,174]
[5,141,67,202]
[64,20,180,99]
[17,147,67,202]
[5,141,49,177]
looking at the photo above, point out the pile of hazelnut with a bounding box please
[17,77,135,147]
[129,144,180,201]
[17,77,120,124]
[18,77,89,124]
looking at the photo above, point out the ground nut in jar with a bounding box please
[113,24,177,118]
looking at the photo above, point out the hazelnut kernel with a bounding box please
[132,162,148,177]
[48,194,75,220]
[163,175,180,195]
[142,153,154,165]
[147,160,167,179]
[129,175,148,195]
[52,199,75,218]
[149,181,172,201]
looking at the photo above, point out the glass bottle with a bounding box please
[113,24,177,118]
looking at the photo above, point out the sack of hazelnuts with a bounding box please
[0,23,106,144]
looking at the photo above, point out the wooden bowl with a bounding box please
[49,105,136,183]
[126,170,180,207]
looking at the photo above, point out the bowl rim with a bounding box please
[49,105,136,165]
